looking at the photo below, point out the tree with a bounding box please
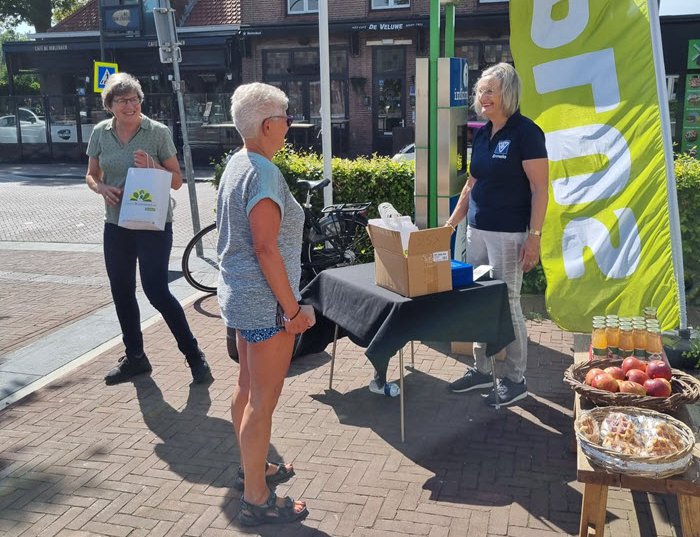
[0,0,88,33]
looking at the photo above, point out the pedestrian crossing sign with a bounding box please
[93,62,119,93]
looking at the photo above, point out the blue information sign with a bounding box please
[94,62,119,93]
[449,57,469,108]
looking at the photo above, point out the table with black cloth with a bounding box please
[300,263,516,440]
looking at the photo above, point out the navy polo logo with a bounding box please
[493,140,511,159]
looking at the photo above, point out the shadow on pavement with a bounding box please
[132,376,328,534]
[310,344,588,536]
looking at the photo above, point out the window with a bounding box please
[483,42,512,65]
[371,0,410,10]
[288,0,318,14]
[458,43,481,72]
[264,48,348,123]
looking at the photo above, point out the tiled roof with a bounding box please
[185,0,240,26]
[49,0,239,33]
[49,0,98,32]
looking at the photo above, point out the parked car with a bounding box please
[391,121,486,162]
[0,108,46,144]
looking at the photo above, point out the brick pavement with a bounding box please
[0,297,685,536]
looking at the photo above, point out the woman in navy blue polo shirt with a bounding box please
[445,63,549,407]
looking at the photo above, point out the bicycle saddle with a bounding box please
[296,178,330,191]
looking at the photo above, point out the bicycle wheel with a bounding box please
[302,213,370,284]
[182,223,219,294]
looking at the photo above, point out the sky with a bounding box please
[11,0,700,35]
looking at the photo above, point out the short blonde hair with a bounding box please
[473,63,521,118]
[102,72,144,111]
[230,83,289,140]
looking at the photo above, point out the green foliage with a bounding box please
[0,0,87,33]
[675,152,700,305]
[211,145,415,220]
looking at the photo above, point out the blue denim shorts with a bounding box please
[239,326,284,343]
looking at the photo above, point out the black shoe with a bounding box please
[105,354,152,385]
[186,350,214,384]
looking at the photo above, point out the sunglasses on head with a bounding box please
[264,115,294,127]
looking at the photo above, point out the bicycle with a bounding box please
[181,177,371,294]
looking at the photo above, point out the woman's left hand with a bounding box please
[134,149,156,169]
[519,235,541,273]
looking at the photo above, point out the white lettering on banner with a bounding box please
[529,4,639,282]
[531,0,589,49]
[547,124,631,205]
[534,49,620,113]
[562,209,641,279]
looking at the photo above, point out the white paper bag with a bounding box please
[118,167,172,231]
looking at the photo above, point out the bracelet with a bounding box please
[528,229,542,237]
[445,220,456,232]
[283,306,302,323]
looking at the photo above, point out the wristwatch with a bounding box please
[528,229,542,237]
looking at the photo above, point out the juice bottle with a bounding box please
[646,327,663,355]
[632,323,647,357]
[619,325,634,358]
[605,321,620,359]
[592,322,607,358]
[644,307,657,320]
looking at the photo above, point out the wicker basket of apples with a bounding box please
[564,355,700,412]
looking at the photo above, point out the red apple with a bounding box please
[618,380,647,395]
[646,359,672,381]
[593,373,619,392]
[604,366,626,381]
[622,356,646,374]
[584,367,606,386]
[644,378,672,397]
[626,369,650,385]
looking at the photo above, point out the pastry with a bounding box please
[601,412,644,455]
[645,421,685,456]
[578,414,600,444]
[690,77,700,89]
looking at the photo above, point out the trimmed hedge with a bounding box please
[676,153,700,305]
[211,147,700,300]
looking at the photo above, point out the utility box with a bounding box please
[367,224,452,297]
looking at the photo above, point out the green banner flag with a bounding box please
[509,0,680,332]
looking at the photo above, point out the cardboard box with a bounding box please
[368,224,452,297]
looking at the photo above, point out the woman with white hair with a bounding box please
[445,63,549,407]
[217,82,314,526]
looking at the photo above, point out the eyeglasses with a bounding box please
[113,97,142,106]
[264,115,294,127]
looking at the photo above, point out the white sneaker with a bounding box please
[369,379,400,397]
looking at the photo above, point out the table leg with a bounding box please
[677,493,700,537]
[490,355,499,410]
[410,341,415,368]
[329,324,339,390]
[579,483,608,537]
[399,347,405,443]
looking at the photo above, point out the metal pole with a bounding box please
[428,0,440,228]
[97,0,105,61]
[647,0,687,328]
[318,0,333,206]
[172,58,202,237]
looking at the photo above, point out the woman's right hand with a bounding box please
[284,305,316,335]
[97,183,123,206]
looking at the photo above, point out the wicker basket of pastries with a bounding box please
[563,356,700,412]
[575,406,696,478]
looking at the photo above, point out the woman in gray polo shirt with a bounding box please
[85,72,212,386]
[217,83,314,526]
